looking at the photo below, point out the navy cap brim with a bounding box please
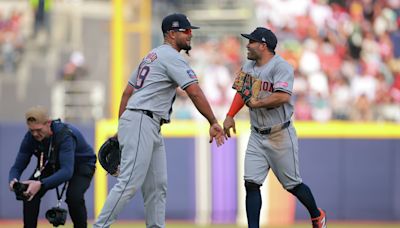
[189,25,200,29]
[241,33,259,42]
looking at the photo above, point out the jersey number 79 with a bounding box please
[134,65,150,89]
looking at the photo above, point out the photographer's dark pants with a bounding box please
[23,164,95,228]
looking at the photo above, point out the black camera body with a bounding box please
[45,207,68,227]
[13,182,29,201]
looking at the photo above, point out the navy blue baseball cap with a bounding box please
[241,27,277,50]
[161,13,199,33]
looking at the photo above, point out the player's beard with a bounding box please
[177,40,192,55]
[246,48,259,61]
[184,46,191,56]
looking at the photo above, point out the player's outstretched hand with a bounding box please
[223,116,236,138]
[209,123,225,147]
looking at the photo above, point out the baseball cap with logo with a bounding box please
[25,106,49,124]
[161,13,199,33]
[241,27,278,51]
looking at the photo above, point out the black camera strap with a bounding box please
[56,182,68,206]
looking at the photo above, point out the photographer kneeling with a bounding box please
[8,106,96,228]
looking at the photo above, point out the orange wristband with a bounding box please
[227,93,245,118]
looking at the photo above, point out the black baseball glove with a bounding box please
[98,137,121,177]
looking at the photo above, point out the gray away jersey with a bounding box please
[240,54,294,128]
[127,44,198,120]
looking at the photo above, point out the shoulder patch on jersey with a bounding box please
[275,81,288,88]
[186,69,197,79]
[144,52,157,63]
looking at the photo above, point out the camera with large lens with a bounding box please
[45,207,67,227]
[13,182,29,201]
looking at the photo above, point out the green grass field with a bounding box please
[2,220,400,228]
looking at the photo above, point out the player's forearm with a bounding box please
[118,84,134,118]
[256,91,290,108]
[227,93,245,118]
[185,84,218,124]
[187,89,218,125]
[118,98,129,118]
[191,96,218,125]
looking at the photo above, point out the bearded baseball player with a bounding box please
[93,13,224,228]
[223,27,327,228]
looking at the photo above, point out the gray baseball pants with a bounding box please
[93,110,167,228]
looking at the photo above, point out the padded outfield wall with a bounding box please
[0,121,399,225]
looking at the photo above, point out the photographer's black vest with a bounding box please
[35,120,76,179]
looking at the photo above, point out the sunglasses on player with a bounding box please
[175,28,192,35]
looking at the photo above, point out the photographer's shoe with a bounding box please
[311,208,327,228]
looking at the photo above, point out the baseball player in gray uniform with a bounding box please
[223,27,327,228]
[93,13,224,228]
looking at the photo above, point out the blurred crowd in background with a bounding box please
[1,0,399,123]
[0,9,24,75]
[269,0,400,123]
[173,0,400,123]
[0,0,52,76]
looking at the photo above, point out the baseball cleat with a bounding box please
[311,208,327,228]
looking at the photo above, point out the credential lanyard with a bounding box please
[35,138,53,180]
